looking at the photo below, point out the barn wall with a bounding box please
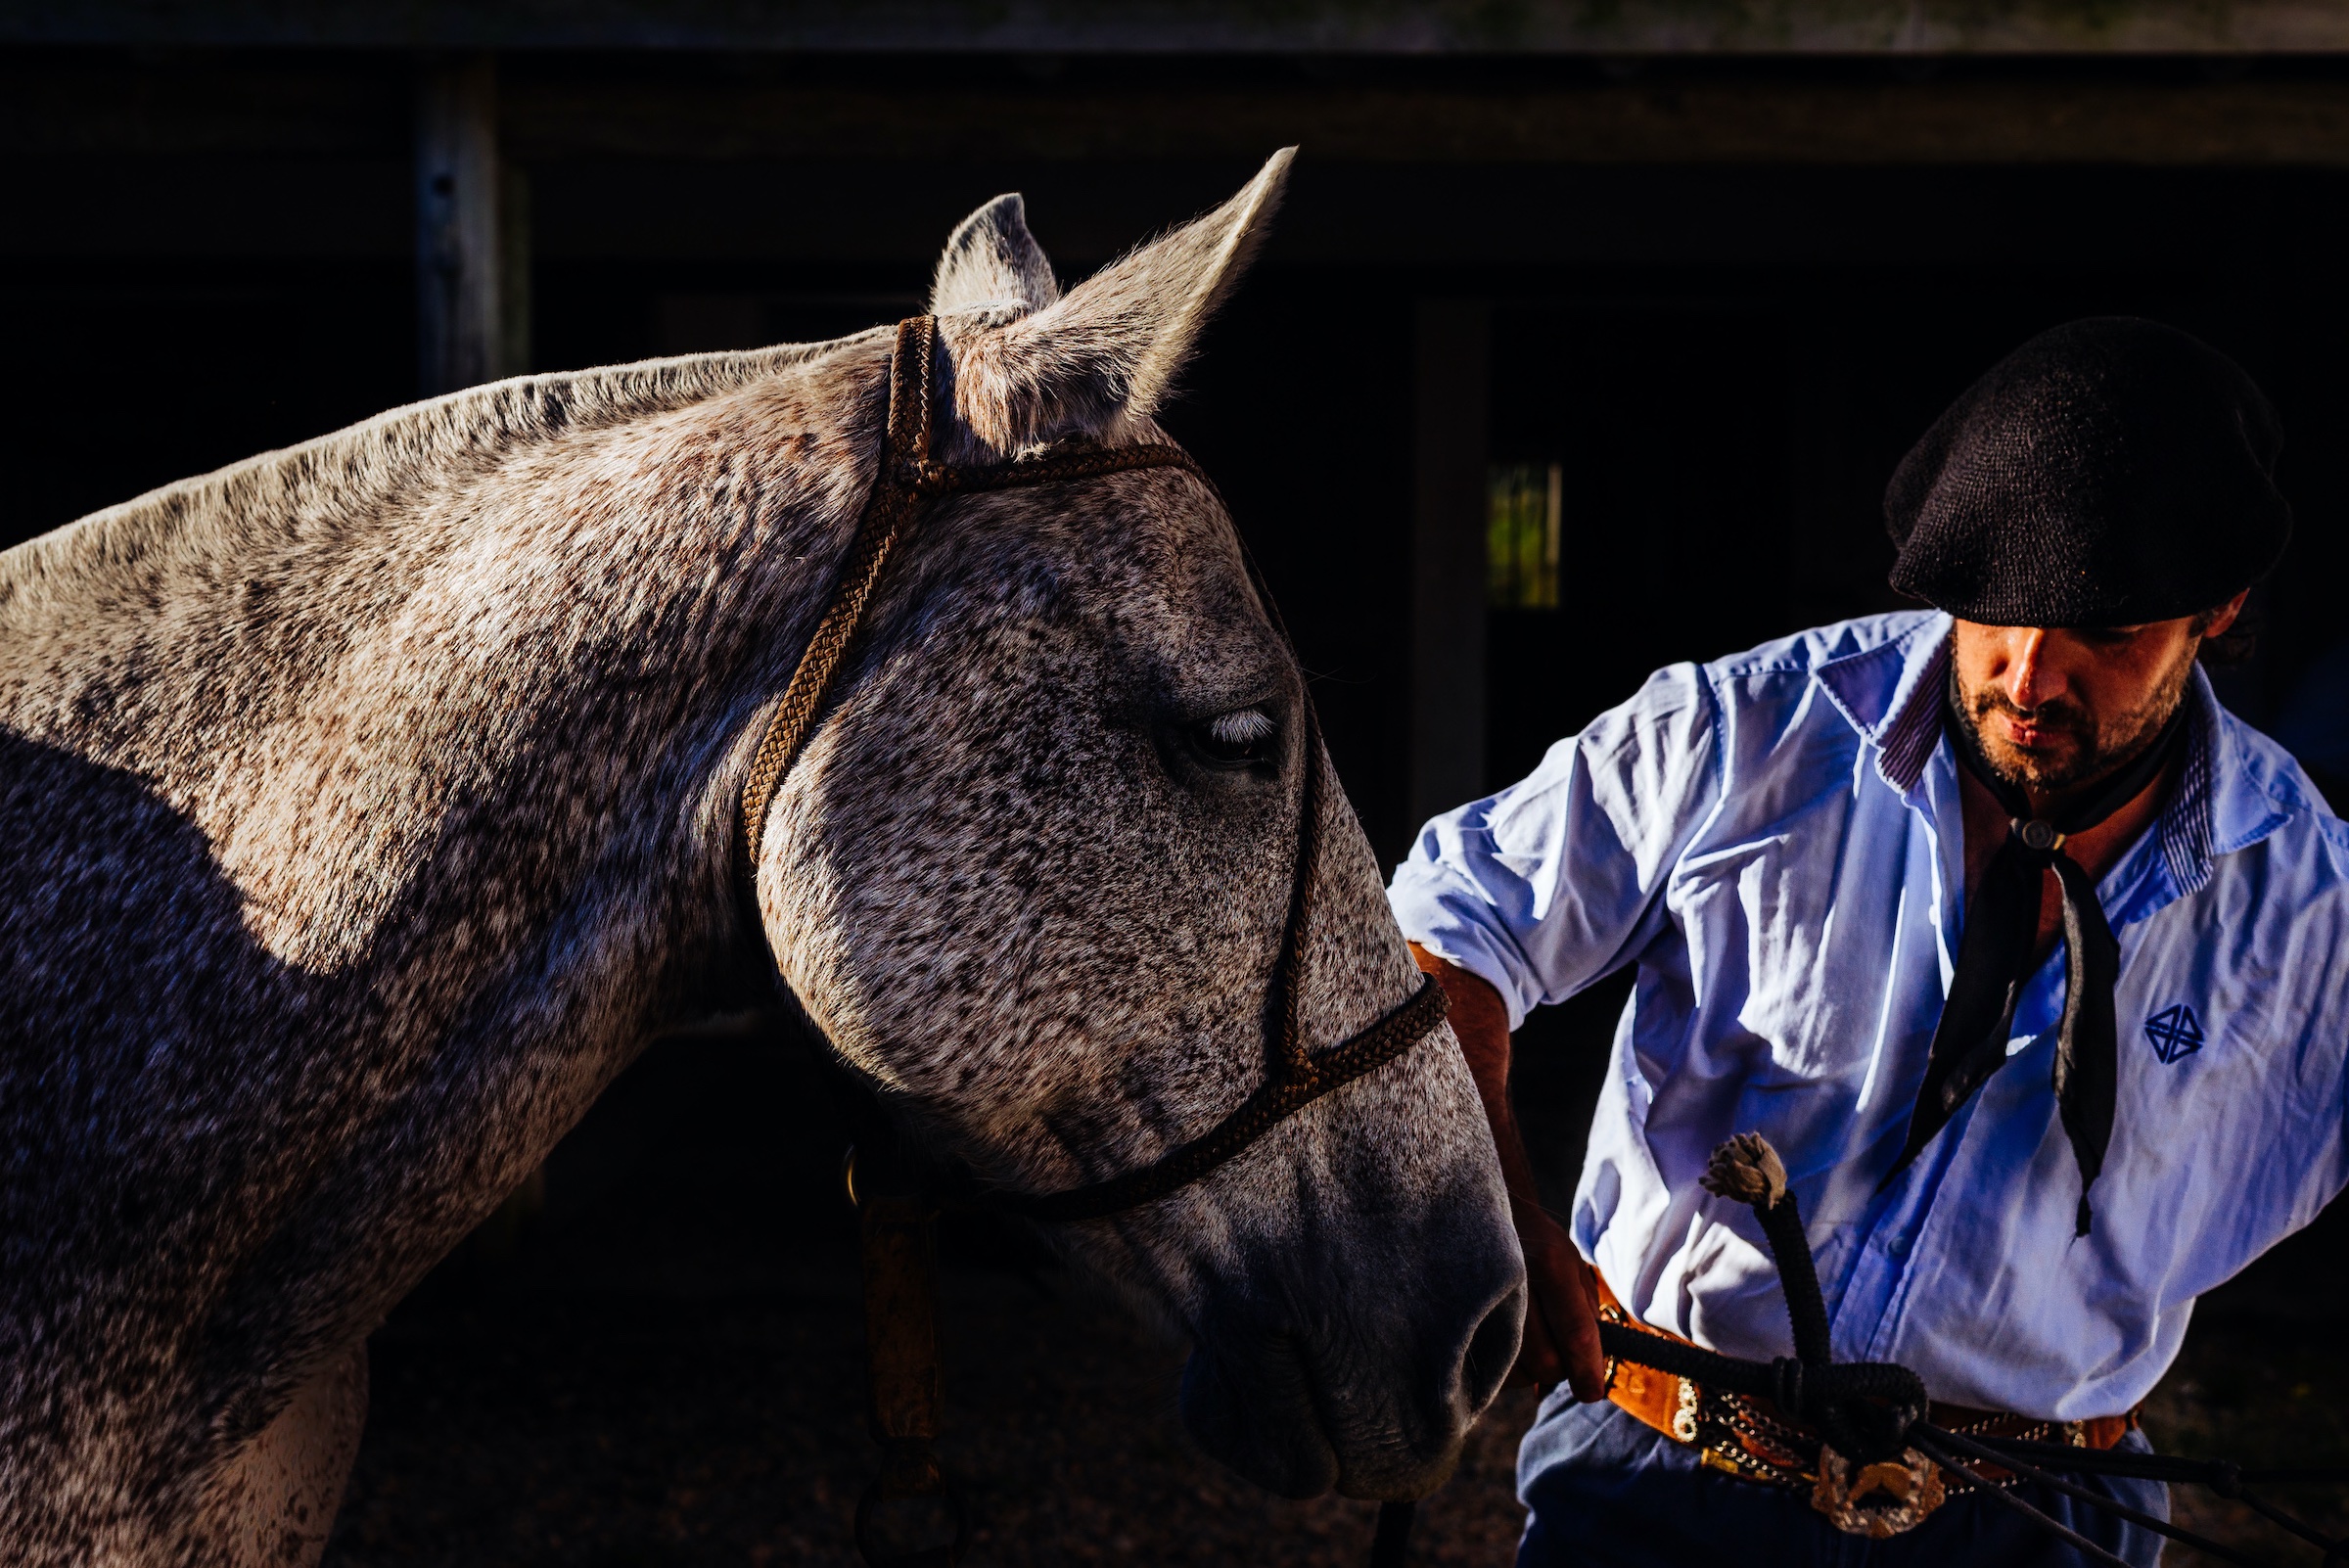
[5,48,2347,866]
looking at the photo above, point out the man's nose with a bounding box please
[2004,628,2057,709]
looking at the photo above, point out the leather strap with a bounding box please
[1593,1271,2139,1477]
[738,315,1447,1223]
[737,316,1206,898]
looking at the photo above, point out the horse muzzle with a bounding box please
[1175,1206,1526,1500]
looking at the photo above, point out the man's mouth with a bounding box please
[1986,705,2083,756]
[1997,712,2058,750]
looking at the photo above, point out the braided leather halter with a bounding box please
[737,315,1448,1224]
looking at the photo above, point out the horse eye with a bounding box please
[1191,707,1278,765]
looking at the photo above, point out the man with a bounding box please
[1392,318,2349,1564]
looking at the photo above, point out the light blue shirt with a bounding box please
[1390,611,2349,1420]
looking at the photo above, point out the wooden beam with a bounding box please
[14,56,2349,169]
[12,0,2349,55]
[502,77,2349,168]
[415,53,507,395]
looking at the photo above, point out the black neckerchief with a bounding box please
[1887,691,2190,1235]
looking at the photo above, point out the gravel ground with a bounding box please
[324,1265,1540,1568]
[322,1032,1536,1567]
[319,1031,2349,1567]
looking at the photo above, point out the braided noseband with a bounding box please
[738,315,1447,1223]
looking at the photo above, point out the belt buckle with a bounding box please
[1811,1445,1947,1538]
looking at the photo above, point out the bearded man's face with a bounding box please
[1949,598,2241,798]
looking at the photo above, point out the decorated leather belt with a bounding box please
[1593,1271,2139,1536]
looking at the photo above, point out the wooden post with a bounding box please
[416,54,507,395]
[1409,300,1492,832]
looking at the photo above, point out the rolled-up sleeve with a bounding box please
[1388,661,1724,1030]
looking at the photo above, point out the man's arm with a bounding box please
[1389,663,1724,1401]
[1412,942,1606,1401]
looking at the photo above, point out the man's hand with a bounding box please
[1507,1189,1606,1402]
[1410,943,1608,1403]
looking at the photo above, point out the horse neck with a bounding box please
[0,334,892,991]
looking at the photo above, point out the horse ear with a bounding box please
[946,147,1295,454]
[932,194,1062,316]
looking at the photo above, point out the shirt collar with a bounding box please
[2186,663,2296,882]
[1812,613,2281,899]
[1813,612,1952,796]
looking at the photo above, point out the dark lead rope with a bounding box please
[1561,1131,2349,1568]
[1917,1425,2263,1568]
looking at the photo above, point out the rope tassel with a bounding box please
[1700,1131,1789,1210]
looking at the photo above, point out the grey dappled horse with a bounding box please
[0,152,1524,1565]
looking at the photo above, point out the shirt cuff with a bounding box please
[1387,869,1541,1032]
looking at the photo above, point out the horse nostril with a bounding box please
[1460,1283,1526,1415]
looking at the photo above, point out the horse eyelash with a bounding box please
[1206,709,1276,747]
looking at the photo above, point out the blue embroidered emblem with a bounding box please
[2144,1004,2204,1065]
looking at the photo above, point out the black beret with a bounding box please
[1886,317,2291,626]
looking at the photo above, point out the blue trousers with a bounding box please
[1518,1395,2169,1567]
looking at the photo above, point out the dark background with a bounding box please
[10,117,2345,854]
[7,35,2349,1565]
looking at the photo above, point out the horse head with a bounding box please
[750,152,1525,1499]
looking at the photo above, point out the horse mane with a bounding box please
[0,328,892,605]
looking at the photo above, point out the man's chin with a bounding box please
[1993,748,2078,793]
[1975,720,2096,795]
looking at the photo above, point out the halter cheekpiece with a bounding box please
[735,315,1448,1224]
